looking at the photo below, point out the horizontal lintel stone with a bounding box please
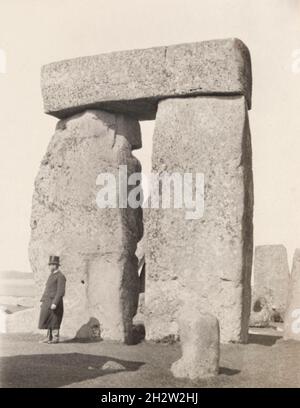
[41,38,252,120]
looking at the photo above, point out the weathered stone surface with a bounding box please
[171,308,220,379]
[252,245,289,323]
[249,294,272,328]
[102,361,126,371]
[42,39,252,120]
[25,110,143,342]
[284,249,300,341]
[144,96,253,343]
[75,317,101,340]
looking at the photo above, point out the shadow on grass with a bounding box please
[60,324,146,345]
[61,338,102,344]
[248,333,280,346]
[0,353,144,388]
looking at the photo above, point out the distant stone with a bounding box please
[249,294,272,328]
[251,245,289,324]
[102,361,126,371]
[133,293,145,325]
[284,249,300,341]
[171,311,220,380]
[41,39,252,120]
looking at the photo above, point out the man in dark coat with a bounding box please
[38,255,66,344]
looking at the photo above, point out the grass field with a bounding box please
[0,328,299,388]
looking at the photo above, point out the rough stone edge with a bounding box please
[240,110,254,343]
[41,38,252,119]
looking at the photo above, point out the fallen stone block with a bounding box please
[75,317,101,341]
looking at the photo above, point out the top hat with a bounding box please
[48,255,60,266]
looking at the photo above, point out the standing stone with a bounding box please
[171,309,220,380]
[251,245,289,324]
[145,96,253,343]
[284,249,300,340]
[17,110,143,342]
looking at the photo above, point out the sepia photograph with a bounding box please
[0,0,299,395]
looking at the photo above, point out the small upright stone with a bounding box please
[284,249,300,341]
[251,245,289,323]
[171,311,220,380]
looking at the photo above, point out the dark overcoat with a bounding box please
[38,270,66,330]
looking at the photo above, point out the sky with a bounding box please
[0,0,300,272]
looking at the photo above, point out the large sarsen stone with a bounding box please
[41,39,252,119]
[144,96,253,343]
[27,110,143,342]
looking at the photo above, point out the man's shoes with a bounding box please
[39,337,52,344]
[47,339,59,344]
